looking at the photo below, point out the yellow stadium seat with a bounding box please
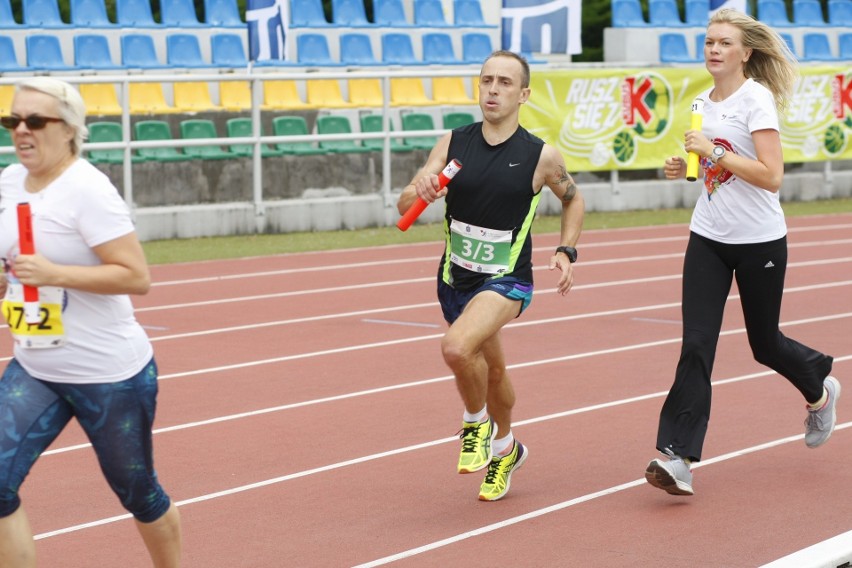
[0,85,14,115]
[390,78,433,107]
[261,80,314,110]
[129,83,179,114]
[306,79,354,108]
[173,81,223,112]
[79,83,123,116]
[432,77,476,106]
[348,78,383,107]
[219,81,252,111]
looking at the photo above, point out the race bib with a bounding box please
[449,219,512,274]
[3,284,66,348]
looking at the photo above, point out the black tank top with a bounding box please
[439,122,545,290]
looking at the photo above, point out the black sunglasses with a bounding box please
[0,115,66,130]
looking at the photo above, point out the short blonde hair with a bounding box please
[15,77,88,157]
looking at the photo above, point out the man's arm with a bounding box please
[396,133,453,215]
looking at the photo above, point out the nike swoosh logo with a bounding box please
[509,162,520,167]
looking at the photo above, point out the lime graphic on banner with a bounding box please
[824,124,846,156]
[613,130,636,164]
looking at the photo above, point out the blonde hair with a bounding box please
[708,8,798,113]
[15,77,88,157]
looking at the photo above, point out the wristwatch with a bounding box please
[710,145,726,164]
[555,245,578,263]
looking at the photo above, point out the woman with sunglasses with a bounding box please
[0,78,181,566]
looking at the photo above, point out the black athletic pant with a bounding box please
[656,232,833,462]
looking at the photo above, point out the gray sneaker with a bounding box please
[645,449,694,496]
[805,376,841,448]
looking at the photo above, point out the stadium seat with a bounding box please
[331,0,371,26]
[0,85,14,115]
[179,119,236,160]
[793,0,827,26]
[432,76,477,105]
[271,116,326,155]
[348,78,384,107]
[297,33,343,66]
[374,0,411,26]
[801,32,838,61]
[443,111,475,129]
[204,0,243,26]
[340,33,381,66]
[0,37,24,72]
[225,117,284,157]
[211,33,249,67]
[79,83,123,115]
[684,0,709,26]
[306,79,353,107]
[74,34,121,70]
[422,33,463,65]
[659,32,701,63]
[0,0,26,28]
[649,0,686,26]
[453,0,495,27]
[780,32,796,57]
[0,127,19,168]
[262,80,314,110]
[390,78,433,106]
[756,0,792,26]
[162,0,203,27]
[167,34,214,68]
[381,33,424,65]
[828,0,852,25]
[173,82,222,112]
[70,0,114,27]
[22,0,65,27]
[401,112,439,149]
[129,83,178,114]
[316,115,371,153]
[87,121,144,163]
[219,81,252,111]
[414,0,450,26]
[26,35,73,71]
[359,114,412,152]
[840,33,852,59]
[694,33,705,61]
[290,0,330,26]
[461,32,493,64]
[611,0,648,26]
[116,0,159,26]
[121,34,167,69]
[134,120,188,161]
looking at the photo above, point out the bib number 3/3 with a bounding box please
[449,219,512,274]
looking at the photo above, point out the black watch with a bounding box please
[555,245,578,263]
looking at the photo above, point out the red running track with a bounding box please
[9,213,852,567]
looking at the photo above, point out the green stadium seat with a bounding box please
[271,116,326,155]
[179,119,237,160]
[316,115,371,153]
[442,111,475,130]
[0,127,19,168]
[401,112,438,150]
[87,121,145,163]
[133,120,190,162]
[359,114,412,152]
[226,117,284,157]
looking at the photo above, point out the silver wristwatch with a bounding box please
[710,145,726,164]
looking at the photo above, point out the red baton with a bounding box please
[16,203,41,324]
[397,159,462,231]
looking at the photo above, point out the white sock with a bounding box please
[463,406,488,424]
[492,431,514,456]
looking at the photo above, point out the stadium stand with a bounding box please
[316,115,371,153]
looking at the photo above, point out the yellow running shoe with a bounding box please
[478,441,527,501]
[457,418,495,474]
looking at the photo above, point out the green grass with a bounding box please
[142,197,852,265]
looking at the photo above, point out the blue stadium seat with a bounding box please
[211,33,248,67]
[649,0,686,26]
[162,0,204,27]
[374,0,411,26]
[290,0,330,26]
[802,32,838,61]
[780,32,796,57]
[422,32,463,64]
[611,0,648,26]
[297,33,344,66]
[167,34,214,68]
[26,35,72,70]
[793,0,827,25]
[70,0,114,26]
[22,0,65,27]
[121,34,167,68]
[339,33,382,66]
[414,0,451,26]
[461,32,492,64]
[453,0,495,27]
[756,0,792,26]
[659,32,700,63]
[840,33,852,59]
[694,33,705,61]
[331,0,371,26]
[74,34,122,69]
[204,0,244,26]
[381,33,424,65]
[116,0,159,26]
[0,36,24,71]
[0,0,26,28]
[684,0,709,26]
[828,0,852,25]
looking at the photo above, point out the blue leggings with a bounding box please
[0,358,172,523]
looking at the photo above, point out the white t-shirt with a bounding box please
[689,78,788,244]
[0,159,153,383]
